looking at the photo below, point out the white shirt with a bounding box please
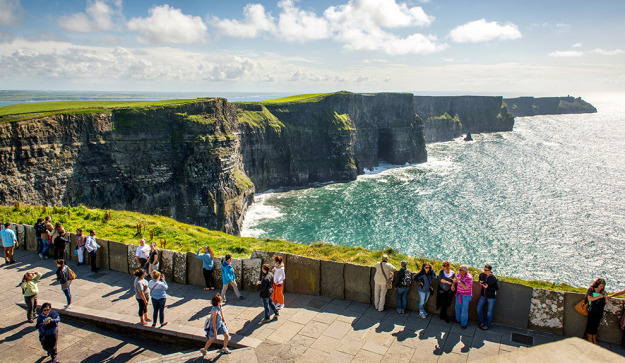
[273,265,285,284]
[85,235,101,252]
[136,244,151,259]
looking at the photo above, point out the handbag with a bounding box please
[68,267,77,281]
[574,298,588,316]
[380,262,393,289]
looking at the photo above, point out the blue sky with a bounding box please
[0,0,623,95]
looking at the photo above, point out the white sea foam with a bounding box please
[240,195,283,237]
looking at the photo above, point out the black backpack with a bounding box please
[35,223,46,236]
[400,269,412,288]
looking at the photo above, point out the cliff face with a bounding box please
[0,100,253,235]
[414,96,514,143]
[504,96,597,117]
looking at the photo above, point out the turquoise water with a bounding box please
[242,94,625,289]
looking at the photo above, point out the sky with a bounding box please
[0,0,624,96]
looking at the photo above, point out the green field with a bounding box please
[0,204,586,292]
[257,93,331,104]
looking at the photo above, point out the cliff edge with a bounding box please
[504,96,597,117]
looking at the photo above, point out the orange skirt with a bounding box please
[272,283,284,305]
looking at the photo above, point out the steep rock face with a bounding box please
[504,96,597,117]
[0,100,254,235]
[238,93,427,191]
[413,96,514,143]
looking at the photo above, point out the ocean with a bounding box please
[242,93,625,290]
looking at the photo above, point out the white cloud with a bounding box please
[127,5,207,44]
[325,0,434,29]
[572,43,582,48]
[592,48,625,56]
[548,50,584,57]
[277,0,330,42]
[449,18,521,43]
[0,0,21,26]
[214,3,276,38]
[58,0,122,33]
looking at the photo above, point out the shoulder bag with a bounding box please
[574,298,588,316]
[68,267,77,281]
[380,263,393,289]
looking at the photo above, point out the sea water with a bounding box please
[242,93,625,289]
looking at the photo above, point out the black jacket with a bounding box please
[258,272,274,298]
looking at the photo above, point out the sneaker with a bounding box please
[38,253,44,259]
[200,348,207,356]
[419,311,426,319]
[261,318,270,322]
[151,323,156,328]
[461,325,467,330]
[28,319,33,323]
[64,304,72,310]
[161,322,168,328]
[276,304,283,310]
[221,348,231,354]
[273,314,279,320]
[52,358,58,363]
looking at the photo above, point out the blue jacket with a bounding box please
[222,261,235,285]
[0,228,16,248]
[148,279,168,300]
[36,310,60,336]
[197,251,214,270]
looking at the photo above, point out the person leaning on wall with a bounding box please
[373,254,397,312]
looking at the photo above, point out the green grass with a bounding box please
[236,106,285,131]
[256,93,331,105]
[0,99,207,121]
[0,204,588,293]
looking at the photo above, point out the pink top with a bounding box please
[455,273,473,297]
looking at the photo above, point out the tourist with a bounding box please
[257,263,279,322]
[477,264,499,330]
[414,262,436,318]
[148,242,159,277]
[392,260,411,314]
[21,271,42,322]
[221,254,243,302]
[197,245,215,290]
[135,239,151,270]
[55,259,75,309]
[585,278,608,344]
[373,254,397,312]
[36,302,60,362]
[272,255,285,309]
[75,228,86,265]
[453,265,473,329]
[133,269,151,325]
[1,222,17,264]
[85,230,101,272]
[40,216,53,258]
[51,223,69,260]
[437,261,456,323]
[148,271,168,328]
[201,293,231,355]
[34,218,46,259]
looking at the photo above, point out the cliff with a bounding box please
[504,96,597,117]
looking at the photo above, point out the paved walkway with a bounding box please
[2,249,625,362]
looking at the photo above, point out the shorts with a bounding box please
[205,324,228,339]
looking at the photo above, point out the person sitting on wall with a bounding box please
[135,239,151,271]
[197,245,215,291]
[374,254,397,312]
[477,264,499,330]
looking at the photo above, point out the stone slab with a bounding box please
[24,225,37,252]
[213,256,223,288]
[251,250,278,266]
[68,233,78,262]
[186,251,205,288]
[598,296,625,344]
[16,224,24,249]
[344,263,372,304]
[493,281,533,329]
[563,292,587,339]
[528,288,565,335]
[242,258,262,291]
[173,251,187,284]
[231,258,243,288]
[320,260,345,300]
[161,249,174,281]
[127,244,140,272]
[108,240,129,274]
[95,238,109,270]
[285,253,320,296]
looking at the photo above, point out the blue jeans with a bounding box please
[396,287,409,311]
[477,296,496,328]
[262,297,278,319]
[41,240,51,256]
[455,295,471,327]
[152,298,166,325]
[62,288,71,305]
[418,291,430,313]
[36,237,43,254]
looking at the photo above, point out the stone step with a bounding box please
[144,347,258,362]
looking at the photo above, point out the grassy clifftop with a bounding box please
[0,204,585,293]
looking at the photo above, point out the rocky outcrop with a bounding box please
[504,96,597,117]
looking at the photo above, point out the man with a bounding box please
[135,239,151,270]
[1,222,18,264]
[85,230,101,272]
[373,254,397,312]
[477,264,499,330]
[36,302,61,362]
[34,218,45,259]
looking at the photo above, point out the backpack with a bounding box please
[400,269,412,288]
[35,223,46,236]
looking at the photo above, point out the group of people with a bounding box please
[375,254,500,330]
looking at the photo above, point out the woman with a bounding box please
[585,278,608,344]
[36,302,61,362]
[453,265,473,329]
[221,254,243,302]
[148,242,159,277]
[201,293,231,355]
[437,261,456,323]
[148,271,168,328]
[197,245,215,290]
[55,259,74,309]
[50,222,68,260]
[133,269,151,325]
[414,262,436,318]
[85,230,101,272]
[272,255,285,309]
[21,271,42,322]
[257,264,279,322]
[76,229,86,265]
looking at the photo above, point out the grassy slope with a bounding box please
[0,204,585,292]
[256,93,330,104]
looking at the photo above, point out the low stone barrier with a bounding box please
[186,251,205,288]
[320,260,345,300]
[285,254,320,296]
[529,289,565,335]
[173,252,187,284]
[109,240,129,274]
[242,258,262,291]
[161,250,174,281]
[344,263,371,303]
[492,281,533,329]
[24,225,36,251]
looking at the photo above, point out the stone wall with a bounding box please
[8,223,625,344]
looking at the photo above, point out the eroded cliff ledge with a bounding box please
[504,96,597,117]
